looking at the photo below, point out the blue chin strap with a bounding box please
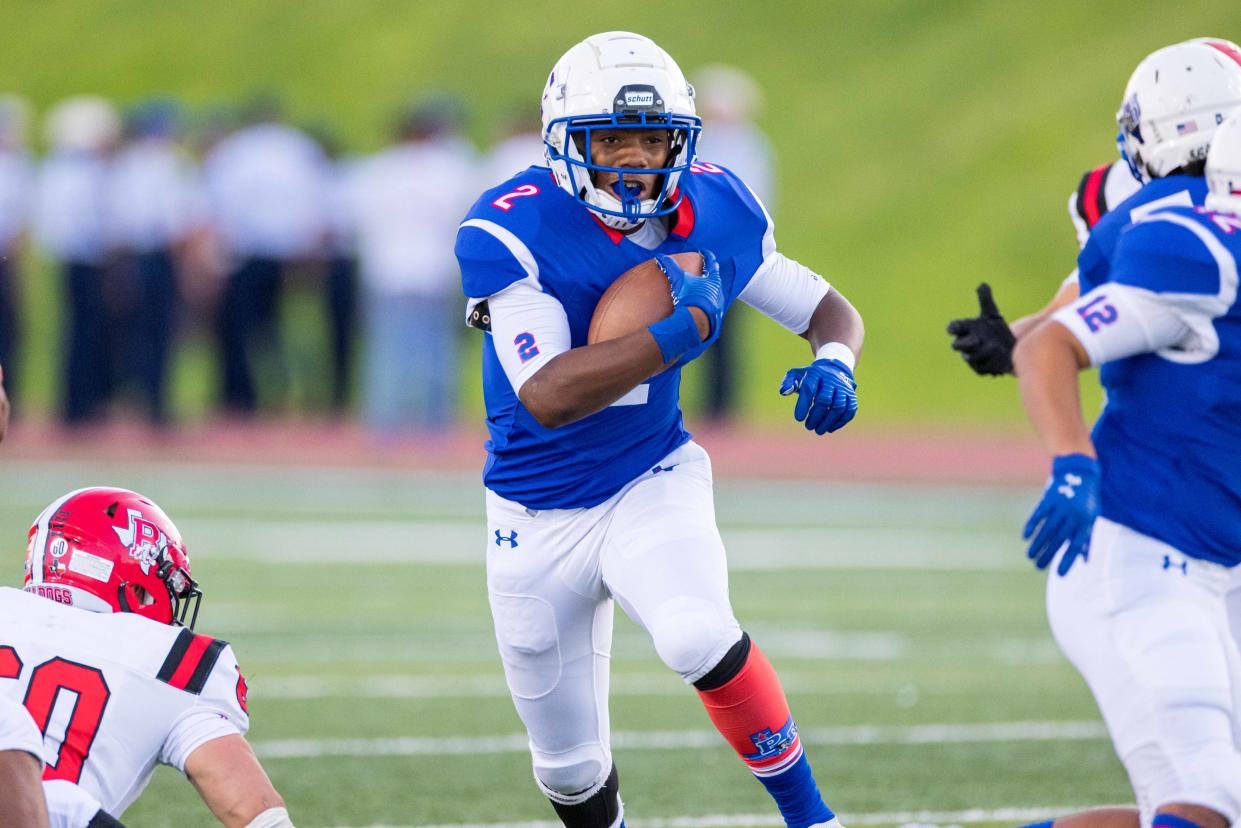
[546,111,702,222]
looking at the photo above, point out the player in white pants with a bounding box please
[460,30,864,828]
[1014,108,1241,828]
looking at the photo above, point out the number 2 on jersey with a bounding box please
[492,183,540,211]
[0,644,111,783]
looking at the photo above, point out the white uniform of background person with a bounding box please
[107,105,204,425]
[31,97,121,425]
[687,64,778,422]
[203,117,330,413]
[346,112,476,434]
[481,128,544,190]
[0,95,32,404]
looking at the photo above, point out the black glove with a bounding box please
[946,283,1016,376]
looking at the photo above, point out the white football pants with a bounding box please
[1047,516,1241,826]
[484,440,743,802]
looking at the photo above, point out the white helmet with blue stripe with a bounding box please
[541,31,701,231]
[1206,110,1241,215]
[1116,38,1241,183]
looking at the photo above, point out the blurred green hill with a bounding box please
[1,0,1235,429]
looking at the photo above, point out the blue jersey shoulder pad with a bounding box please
[1110,207,1225,296]
[457,166,557,298]
[683,161,772,229]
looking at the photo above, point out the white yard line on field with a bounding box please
[339,803,1116,828]
[256,719,1107,760]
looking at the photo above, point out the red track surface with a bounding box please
[1,418,1046,486]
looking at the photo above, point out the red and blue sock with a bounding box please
[695,634,834,828]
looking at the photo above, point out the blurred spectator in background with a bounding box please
[0,96,32,412]
[32,96,121,426]
[481,105,544,188]
[107,99,203,426]
[691,65,777,423]
[347,96,474,436]
[306,121,359,417]
[203,94,330,415]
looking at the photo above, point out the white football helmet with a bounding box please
[1205,110,1241,215]
[1117,39,1241,183]
[541,31,700,231]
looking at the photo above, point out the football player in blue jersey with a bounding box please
[948,38,1241,377]
[1012,112,1241,828]
[455,31,863,828]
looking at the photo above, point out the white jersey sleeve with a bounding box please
[1052,283,1206,366]
[1068,161,1142,248]
[485,278,572,394]
[159,642,249,773]
[738,252,831,334]
[0,695,43,761]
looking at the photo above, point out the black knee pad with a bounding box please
[550,763,621,828]
[693,631,751,691]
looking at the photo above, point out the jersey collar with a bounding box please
[587,188,696,244]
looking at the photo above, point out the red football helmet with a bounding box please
[24,487,202,628]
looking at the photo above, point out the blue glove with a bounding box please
[778,359,858,435]
[1022,453,1100,576]
[648,250,724,364]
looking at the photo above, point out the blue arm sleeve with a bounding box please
[456,223,531,298]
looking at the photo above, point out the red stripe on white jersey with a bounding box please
[167,634,215,691]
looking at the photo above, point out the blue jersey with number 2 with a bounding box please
[455,164,771,510]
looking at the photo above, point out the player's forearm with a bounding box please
[186,736,286,828]
[0,750,50,828]
[801,289,864,358]
[519,329,669,429]
[1012,279,1081,342]
[1013,321,1095,458]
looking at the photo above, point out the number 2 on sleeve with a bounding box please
[492,184,540,211]
[514,332,540,362]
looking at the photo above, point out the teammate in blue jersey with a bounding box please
[947,37,1241,377]
[455,31,863,828]
[1012,112,1241,828]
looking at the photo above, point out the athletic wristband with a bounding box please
[815,341,856,372]
[244,807,295,828]
[648,306,702,363]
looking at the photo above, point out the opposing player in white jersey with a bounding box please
[947,37,1241,376]
[2,487,294,828]
[0,694,51,828]
[1012,112,1241,828]
[456,31,862,828]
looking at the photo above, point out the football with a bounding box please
[587,252,704,345]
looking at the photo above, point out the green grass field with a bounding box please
[0,0,1233,426]
[0,458,1132,826]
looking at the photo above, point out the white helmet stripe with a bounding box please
[29,487,98,585]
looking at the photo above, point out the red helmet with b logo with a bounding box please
[24,487,202,628]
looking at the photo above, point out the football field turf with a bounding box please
[0,458,1131,827]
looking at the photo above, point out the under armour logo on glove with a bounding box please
[1056,473,1083,499]
[1022,454,1100,576]
[494,530,519,548]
